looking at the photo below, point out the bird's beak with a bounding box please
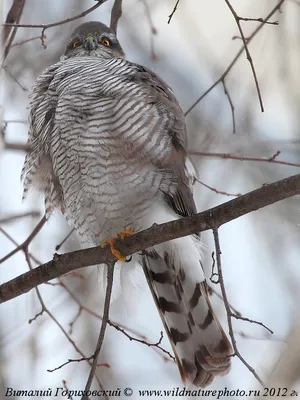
[84,34,98,51]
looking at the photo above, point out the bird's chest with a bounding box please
[56,135,163,242]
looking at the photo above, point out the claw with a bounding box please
[100,226,134,262]
[116,226,134,240]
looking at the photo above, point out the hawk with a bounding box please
[22,21,232,386]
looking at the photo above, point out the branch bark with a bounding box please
[1,172,300,304]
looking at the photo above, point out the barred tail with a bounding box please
[142,238,232,387]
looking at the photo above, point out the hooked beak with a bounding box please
[84,35,98,51]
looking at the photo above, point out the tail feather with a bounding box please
[142,238,232,387]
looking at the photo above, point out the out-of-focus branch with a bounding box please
[222,79,236,133]
[184,0,285,116]
[0,211,40,224]
[0,215,46,264]
[110,0,122,34]
[2,0,109,48]
[1,172,300,303]
[2,0,25,63]
[141,0,157,60]
[4,141,30,152]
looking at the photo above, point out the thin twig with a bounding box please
[184,0,284,116]
[236,331,286,342]
[196,178,241,197]
[239,17,279,25]
[0,227,41,266]
[212,228,265,386]
[189,150,300,168]
[2,0,109,50]
[231,313,273,334]
[0,211,40,224]
[109,322,175,361]
[168,0,180,24]
[222,79,236,134]
[0,215,46,264]
[208,285,242,317]
[224,0,264,112]
[55,228,75,251]
[47,356,109,373]
[82,263,115,400]
[3,66,27,91]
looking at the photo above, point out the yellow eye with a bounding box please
[73,41,80,48]
[100,38,110,47]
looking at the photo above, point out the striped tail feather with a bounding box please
[141,241,232,387]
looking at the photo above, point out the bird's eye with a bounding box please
[73,41,80,48]
[100,38,110,47]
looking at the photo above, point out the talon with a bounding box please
[116,226,134,240]
[100,227,134,262]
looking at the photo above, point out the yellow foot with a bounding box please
[100,227,134,262]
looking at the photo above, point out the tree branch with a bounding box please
[184,0,285,116]
[82,263,115,399]
[189,150,300,168]
[1,172,300,304]
[212,228,265,386]
[2,0,25,63]
[2,0,109,49]
[110,0,122,34]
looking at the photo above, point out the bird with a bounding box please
[22,20,232,387]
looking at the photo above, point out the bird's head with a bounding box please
[64,21,125,59]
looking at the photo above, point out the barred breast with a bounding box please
[24,56,176,245]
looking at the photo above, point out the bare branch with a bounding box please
[82,263,115,399]
[184,0,285,116]
[196,178,241,197]
[231,313,273,335]
[0,211,40,224]
[189,150,300,168]
[224,0,264,112]
[2,0,25,63]
[212,228,264,386]
[2,0,109,49]
[109,323,175,361]
[1,172,300,303]
[222,79,236,134]
[239,17,279,25]
[55,228,75,251]
[168,0,180,24]
[0,215,46,264]
[4,141,31,152]
[110,0,123,34]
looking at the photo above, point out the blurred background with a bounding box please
[1,0,300,398]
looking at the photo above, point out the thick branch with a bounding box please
[1,172,300,304]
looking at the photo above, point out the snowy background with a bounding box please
[1,0,300,399]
